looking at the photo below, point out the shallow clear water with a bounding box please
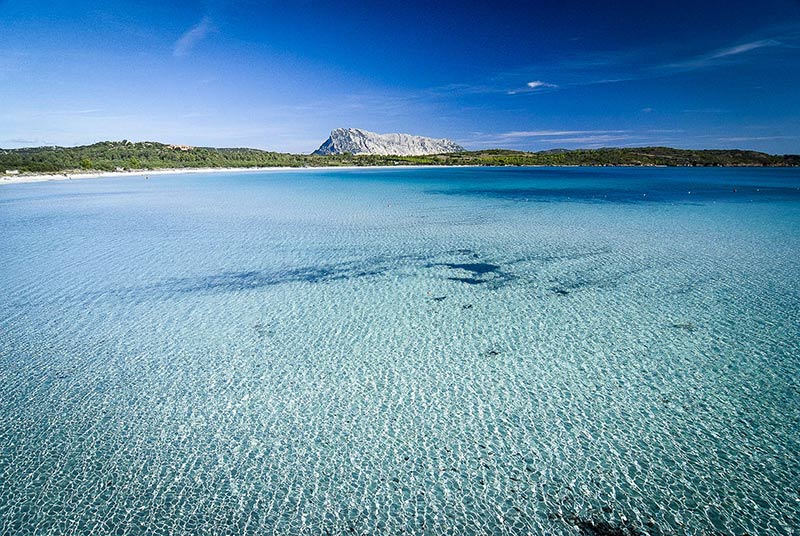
[1,167,799,535]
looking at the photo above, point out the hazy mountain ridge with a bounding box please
[313,128,465,156]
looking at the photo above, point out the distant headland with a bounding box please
[313,128,464,156]
[2,130,798,181]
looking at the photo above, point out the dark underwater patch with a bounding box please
[448,276,488,285]
[549,507,645,536]
[442,262,501,275]
[573,517,642,536]
[167,264,387,294]
[433,257,516,287]
[669,322,697,332]
[90,254,436,301]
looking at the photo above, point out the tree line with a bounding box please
[2,141,798,173]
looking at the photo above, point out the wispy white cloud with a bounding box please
[173,16,213,57]
[1,138,51,147]
[499,129,628,138]
[443,126,799,151]
[457,129,639,148]
[711,135,797,142]
[710,39,782,59]
[430,82,504,95]
[535,134,633,144]
[507,80,559,94]
[663,39,783,71]
[526,80,558,89]
[452,25,800,98]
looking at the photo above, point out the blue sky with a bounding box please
[1,0,799,153]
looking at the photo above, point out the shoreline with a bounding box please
[3,162,796,186]
[0,165,463,186]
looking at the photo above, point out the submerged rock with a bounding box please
[443,262,500,275]
[574,518,642,536]
[448,276,488,285]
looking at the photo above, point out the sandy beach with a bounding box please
[0,165,457,186]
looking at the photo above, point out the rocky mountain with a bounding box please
[313,128,464,156]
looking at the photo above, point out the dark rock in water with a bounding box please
[550,509,643,536]
[442,261,501,285]
[444,262,500,275]
[576,519,625,536]
[448,276,488,285]
[573,517,642,536]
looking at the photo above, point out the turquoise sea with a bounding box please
[1,167,798,535]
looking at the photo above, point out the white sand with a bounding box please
[0,165,454,186]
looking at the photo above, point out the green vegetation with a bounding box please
[1,140,798,174]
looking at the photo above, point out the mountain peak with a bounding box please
[313,128,464,156]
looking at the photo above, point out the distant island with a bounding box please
[2,135,799,177]
[313,128,464,156]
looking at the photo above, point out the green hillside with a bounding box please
[1,140,798,174]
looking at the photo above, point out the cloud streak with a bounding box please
[507,80,559,94]
[710,39,782,59]
[526,80,558,89]
[499,129,629,138]
[534,134,633,144]
[173,16,213,57]
[662,38,783,71]
[448,25,800,99]
[458,130,640,149]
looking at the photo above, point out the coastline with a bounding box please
[4,162,796,186]
[0,165,454,186]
